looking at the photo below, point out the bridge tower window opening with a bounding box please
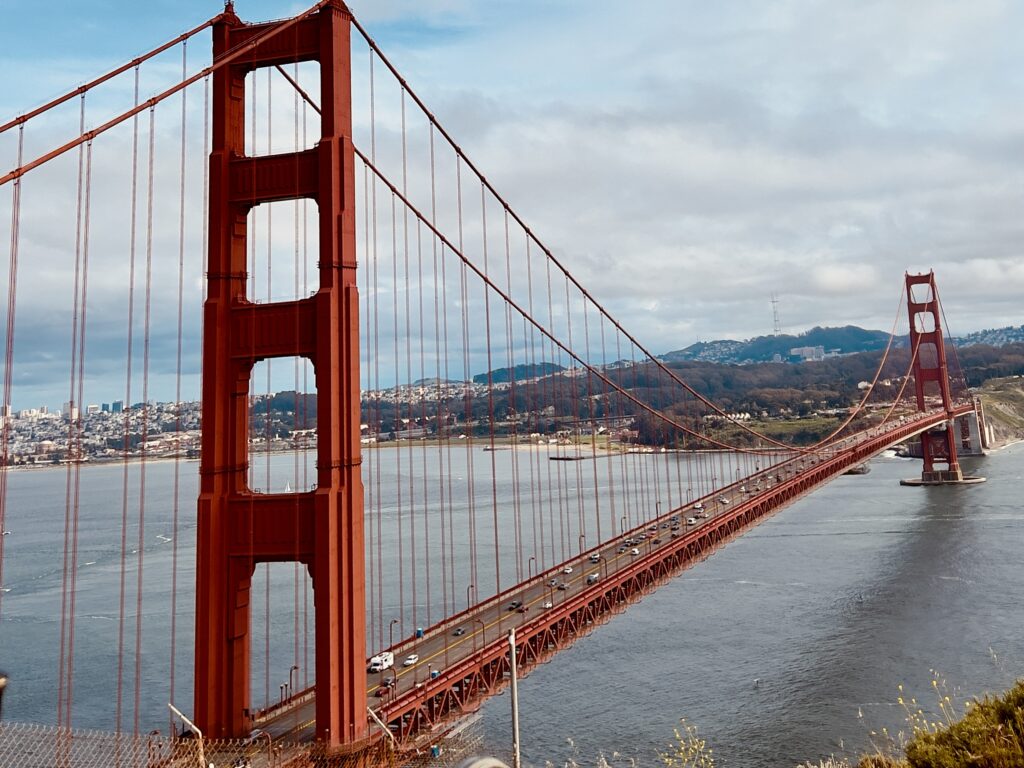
[248,356,316,495]
[243,63,321,159]
[248,560,313,710]
[245,200,319,306]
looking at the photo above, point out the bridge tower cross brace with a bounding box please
[195,1,368,749]
[905,271,962,482]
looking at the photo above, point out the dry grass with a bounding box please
[658,719,715,768]
[856,674,1024,768]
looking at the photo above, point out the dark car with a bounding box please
[517,604,529,613]
[507,600,522,611]
[452,627,466,636]
[557,583,568,591]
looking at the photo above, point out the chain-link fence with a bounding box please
[0,715,486,768]
[0,722,317,768]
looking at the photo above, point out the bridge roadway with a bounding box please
[253,405,972,748]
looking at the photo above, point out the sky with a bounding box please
[1,0,1023,409]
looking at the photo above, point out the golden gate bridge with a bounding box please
[0,2,987,765]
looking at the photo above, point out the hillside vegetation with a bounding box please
[977,376,1024,447]
[811,679,1024,768]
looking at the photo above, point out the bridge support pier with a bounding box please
[900,272,984,487]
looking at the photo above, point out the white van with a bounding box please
[368,651,395,673]
[589,553,601,563]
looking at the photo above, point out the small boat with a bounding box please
[845,464,871,475]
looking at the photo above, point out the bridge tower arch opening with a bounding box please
[195,0,370,751]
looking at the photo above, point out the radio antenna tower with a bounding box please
[771,293,782,336]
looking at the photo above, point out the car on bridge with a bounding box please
[562,565,573,574]
[507,600,523,611]
[368,651,394,672]
[629,548,640,556]
[452,627,466,636]
[403,654,419,666]
[686,517,698,525]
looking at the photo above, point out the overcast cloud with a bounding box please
[2,0,1022,409]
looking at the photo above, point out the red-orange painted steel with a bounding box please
[905,271,960,477]
[195,1,368,749]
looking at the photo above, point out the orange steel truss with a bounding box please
[195,0,368,750]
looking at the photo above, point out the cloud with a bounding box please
[2,0,1023,408]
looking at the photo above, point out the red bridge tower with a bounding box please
[905,271,968,484]
[195,0,368,750]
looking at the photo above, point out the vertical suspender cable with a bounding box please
[264,65,272,710]
[115,67,141,734]
[479,182,501,593]
[169,38,188,713]
[57,93,88,731]
[133,105,157,735]
[361,161,376,652]
[369,52,385,651]
[503,210,524,581]
[399,89,419,633]
[391,191,404,638]
[416,218,431,626]
[428,125,452,620]
[0,125,24,621]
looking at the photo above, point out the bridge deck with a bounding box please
[255,407,972,748]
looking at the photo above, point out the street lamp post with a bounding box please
[527,556,536,580]
[578,533,585,555]
[474,618,487,658]
[389,618,399,650]
[288,664,299,696]
[466,583,476,611]
[620,515,626,534]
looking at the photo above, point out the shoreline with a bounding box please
[8,434,1018,473]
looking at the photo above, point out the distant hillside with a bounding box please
[953,324,1024,348]
[472,362,565,384]
[660,326,893,365]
